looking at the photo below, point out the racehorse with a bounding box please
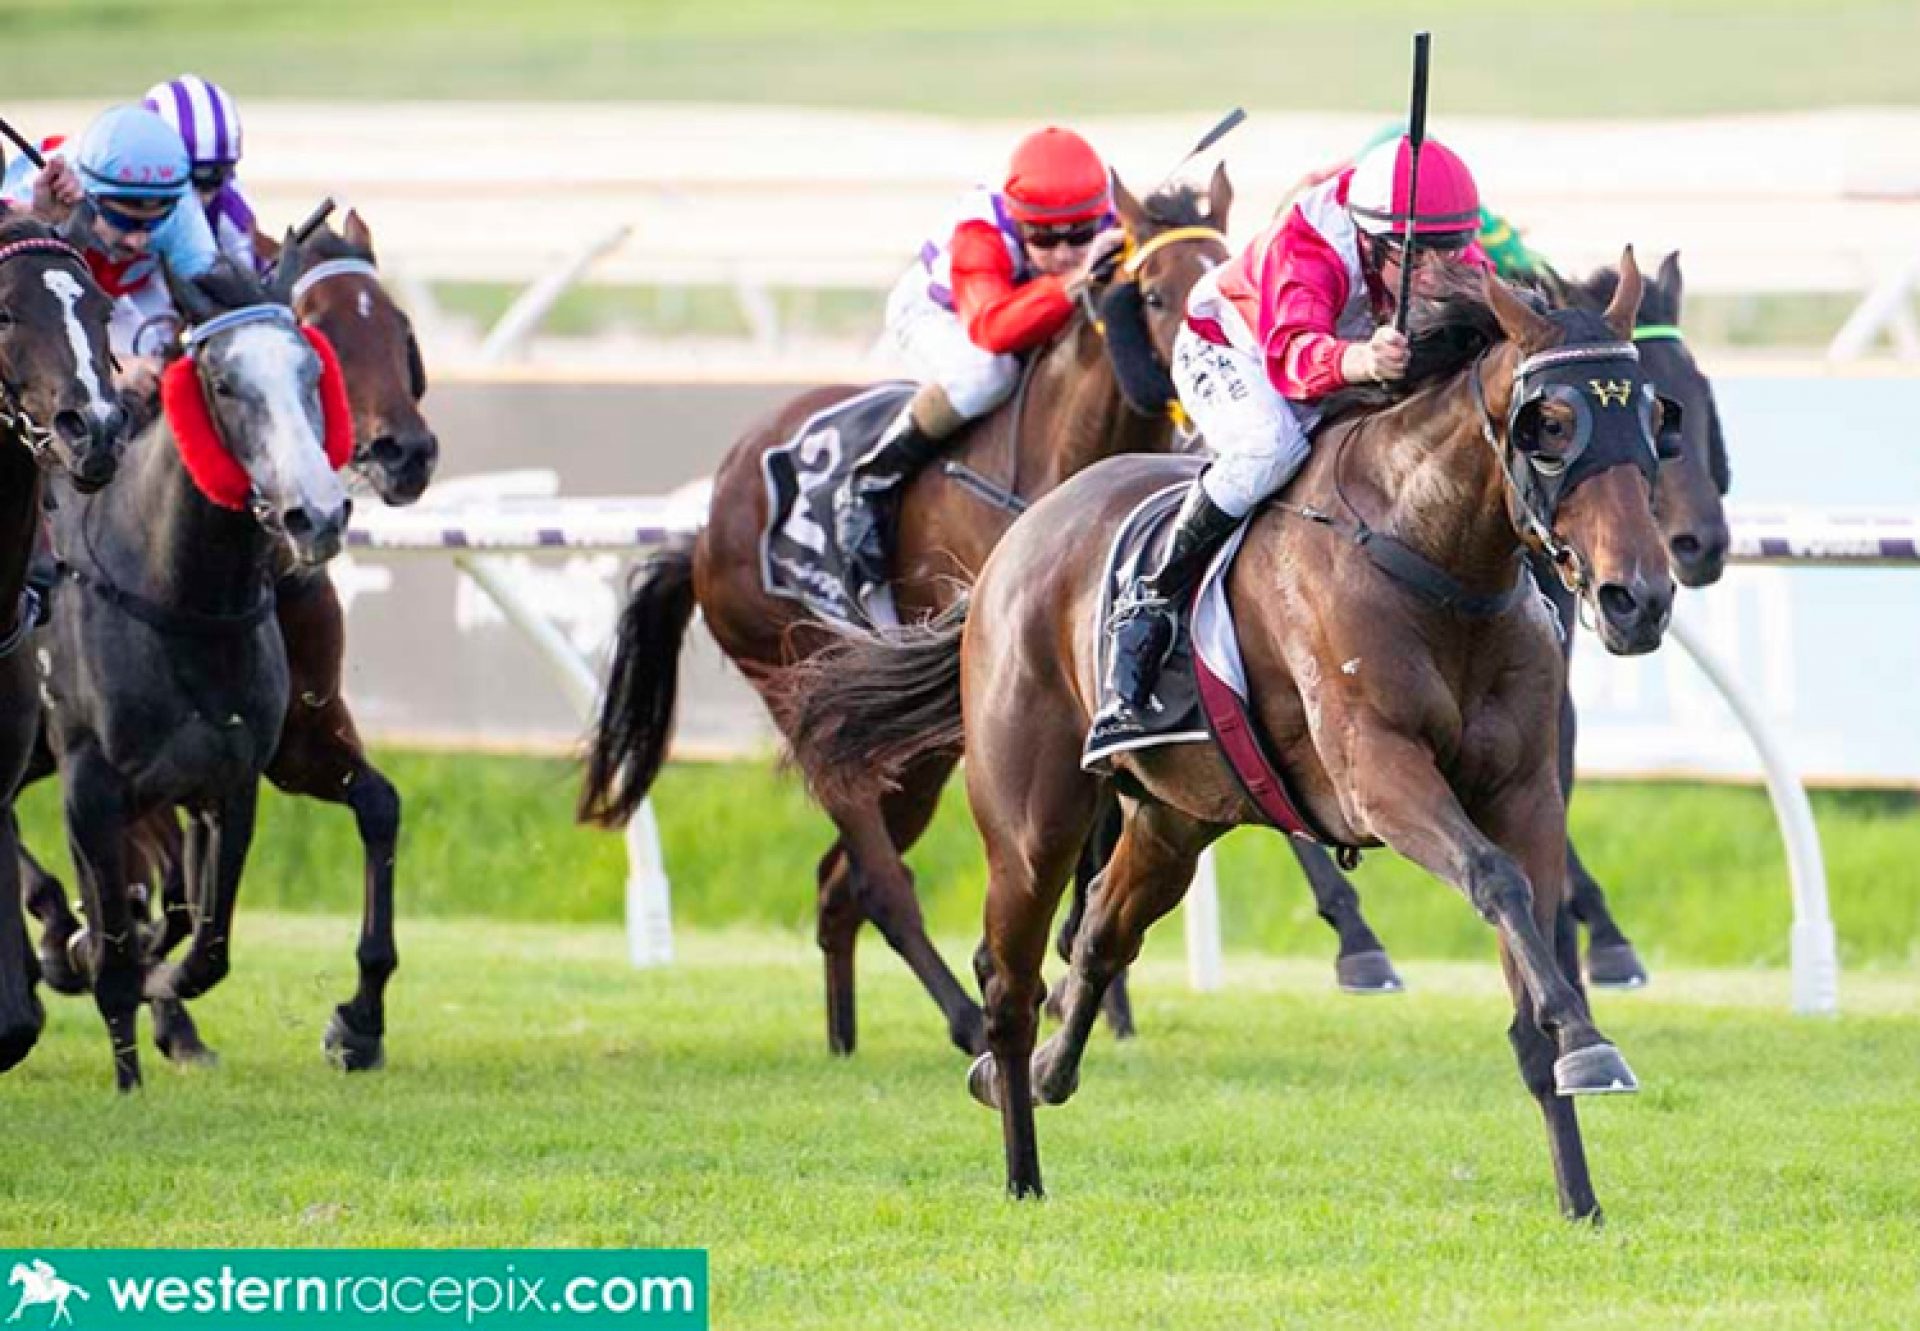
[7,1260,90,1327]
[38,253,351,1090]
[19,213,434,1073]
[0,212,125,1072]
[786,254,1672,1219]
[1278,250,1731,993]
[580,172,1234,1056]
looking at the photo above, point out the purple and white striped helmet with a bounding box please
[142,74,244,166]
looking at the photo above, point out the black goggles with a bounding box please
[94,197,177,236]
[191,162,236,192]
[1022,222,1101,251]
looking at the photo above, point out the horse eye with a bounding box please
[211,378,237,398]
[0,309,13,331]
[1142,289,1166,310]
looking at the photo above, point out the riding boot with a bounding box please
[833,386,961,595]
[1095,481,1240,734]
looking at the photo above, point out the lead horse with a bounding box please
[789,254,1672,1219]
[580,173,1233,1055]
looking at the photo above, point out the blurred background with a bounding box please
[6,0,1919,965]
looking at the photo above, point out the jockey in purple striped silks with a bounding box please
[143,74,263,275]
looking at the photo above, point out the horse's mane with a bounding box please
[1136,179,1218,230]
[303,225,374,266]
[0,211,60,247]
[1316,264,1510,426]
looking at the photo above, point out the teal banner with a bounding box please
[0,1251,705,1330]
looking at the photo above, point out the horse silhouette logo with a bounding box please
[7,1260,89,1328]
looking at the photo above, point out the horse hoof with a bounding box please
[159,1038,220,1068]
[1554,1043,1639,1096]
[1336,950,1405,995]
[1586,943,1649,989]
[967,1053,1002,1110]
[950,1006,988,1059]
[323,1011,386,1073]
[1031,1058,1078,1107]
[37,941,86,996]
[1042,987,1066,1023]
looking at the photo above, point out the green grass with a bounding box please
[4,0,1916,115]
[16,753,1920,971]
[3,917,1919,1328]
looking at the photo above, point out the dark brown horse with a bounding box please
[21,213,433,1072]
[788,254,1672,1219]
[1280,250,1732,992]
[0,214,125,1072]
[580,173,1233,1056]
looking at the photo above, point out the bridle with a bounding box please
[0,236,99,465]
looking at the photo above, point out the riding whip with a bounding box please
[0,116,48,170]
[1147,107,1247,200]
[292,196,338,244]
[1393,32,1431,337]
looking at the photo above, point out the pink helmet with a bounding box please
[1347,135,1480,240]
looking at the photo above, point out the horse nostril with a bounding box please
[1670,534,1702,560]
[367,436,403,464]
[52,410,88,443]
[1598,584,1639,621]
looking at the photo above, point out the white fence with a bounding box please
[350,486,1911,1017]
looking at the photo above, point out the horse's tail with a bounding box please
[577,541,699,828]
[775,600,970,806]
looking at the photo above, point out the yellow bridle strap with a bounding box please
[1120,226,1230,278]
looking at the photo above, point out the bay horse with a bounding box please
[580,172,1234,1056]
[20,213,433,1072]
[1279,250,1732,992]
[788,253,1672,1219]
[39,254,351,1090]
[0,212,125,1072]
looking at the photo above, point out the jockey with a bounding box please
[144,74,261,274]
[1095,132,1491,737]
[834,126,1126,592]
[4,104,219,403]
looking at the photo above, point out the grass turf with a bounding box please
[2,916,1918,1329]
[4,0,1916,116]
[17,752,1916,973]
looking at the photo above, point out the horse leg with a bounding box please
[62,751,144,1090]
[1353,735,1632,1095]
[825,772,984,1057]
[145,784,258,1023]
[148,814,214,1066]
[1553,638,1648,988]
[0,809,44,1072]
[1289,840,1403,995]
[1032,800,1213,1106]
[1047,795,1135,1037]
[815,843,862,1055]
[19,823,85,996]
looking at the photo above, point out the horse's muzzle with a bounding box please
[1592,573,1674,656]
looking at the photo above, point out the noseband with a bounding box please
[0,236,98,465]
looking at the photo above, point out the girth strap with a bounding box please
[1278,503,1530,619]
[60,559,276,639]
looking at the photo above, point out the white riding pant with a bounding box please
[883,269,1021,420]
[110,283,181,360]
[1170,323,1314,519]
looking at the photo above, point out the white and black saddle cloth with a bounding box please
[758,381,915,628]
[1082,482,1336,844]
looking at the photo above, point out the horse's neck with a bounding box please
[0,437,42,624]
[1332,353,1524,594]
[1018,323,1167,497]
[100,423,270,614]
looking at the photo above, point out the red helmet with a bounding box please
[1347,135,1480,239]
[1003,128,1111,227]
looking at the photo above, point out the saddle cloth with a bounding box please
[759,382,915,628]
[1081,482,1333,844]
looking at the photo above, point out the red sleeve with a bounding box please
[1256,211,1357,401]
[949,220,1075,354]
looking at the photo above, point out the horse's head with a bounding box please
[1482,248,1674,655]
[266,211,437,506]
[1093,168,1233,421]
[1569,252,1728,587]
[165,258,352,565]
[0,215,127,491]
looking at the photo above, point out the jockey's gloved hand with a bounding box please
[1075,227,1130,289]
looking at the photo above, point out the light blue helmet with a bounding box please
[73,104,191,202]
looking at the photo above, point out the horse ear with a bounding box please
[1657,249,1683,320]
[1482,268,1556,352]
[1110,172,1148,236]
[1604,245,1643,341]
[1206,162,1234,227]
[162,258,217,326]
[343,208,375,258]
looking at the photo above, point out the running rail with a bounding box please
[349,493,1901,1012]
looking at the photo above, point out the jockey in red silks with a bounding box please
[835,126,1126,592]
[1095,133,1492,738]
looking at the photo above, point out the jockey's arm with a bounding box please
[152,194,220,281]
[1255,228,1366,401]
[949,220,1075,355]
